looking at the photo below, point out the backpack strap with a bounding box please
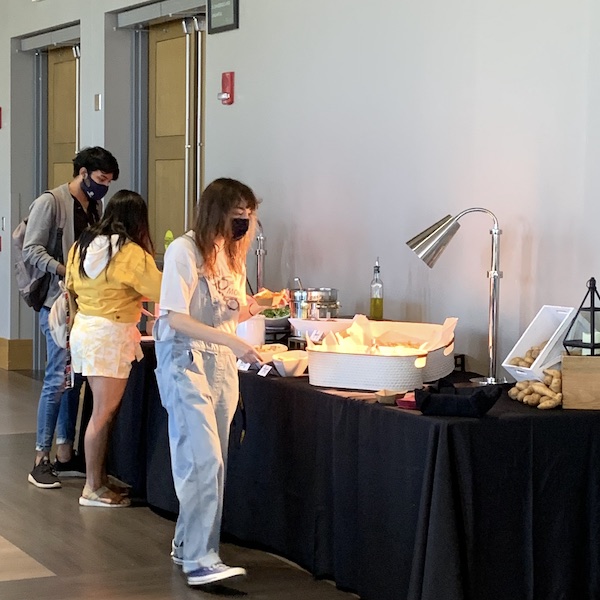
[46,183,72,264]
[48,191,65,229]
[40,191,64,263]
[47,183,69,230]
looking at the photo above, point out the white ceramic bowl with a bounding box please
[255,343,288,363]
[272,350,309,377]
[263,307,292,328]
[265,316,291,328]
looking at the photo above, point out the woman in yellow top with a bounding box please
[67,190,162,507]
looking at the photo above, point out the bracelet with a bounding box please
[249,304,258,316]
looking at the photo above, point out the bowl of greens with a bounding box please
[262,305,291,328]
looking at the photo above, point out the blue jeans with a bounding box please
[35,307,83,452]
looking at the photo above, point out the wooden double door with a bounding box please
[149,20,205,257]
[46,20,205,259]
[47,46,77,189]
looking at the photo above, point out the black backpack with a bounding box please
[13,192,65,312]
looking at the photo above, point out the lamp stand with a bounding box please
[456,209,507,385]
[255,219,266,293]
[406,207,508,384]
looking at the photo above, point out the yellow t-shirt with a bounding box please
[67,240,162,323]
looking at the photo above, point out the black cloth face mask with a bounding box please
[81,174,109,201]
[231,218,250,240]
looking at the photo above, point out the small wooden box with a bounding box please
[562,355,600,410]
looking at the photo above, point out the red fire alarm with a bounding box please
[217,72,234,105]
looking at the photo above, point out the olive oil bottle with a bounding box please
[369,257,384,320]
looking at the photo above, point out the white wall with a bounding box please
[2,0,599,375]
[3,0,144,338]
[203,0,600,374]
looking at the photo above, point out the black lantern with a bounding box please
[563,277,600,356]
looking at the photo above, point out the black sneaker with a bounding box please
[28,459,61,489]
[53,453,86,477]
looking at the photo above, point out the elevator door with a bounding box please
[148,20,203,258]
[47,47,77,189]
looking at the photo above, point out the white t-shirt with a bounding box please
[155,232,246,341]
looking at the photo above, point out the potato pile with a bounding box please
[508,368,562,409]
[508,341,549,368]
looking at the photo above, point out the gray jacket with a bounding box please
[22,183,102,308]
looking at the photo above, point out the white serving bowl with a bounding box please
[262,306,292,329]
[272,350,308,377]
[265,315,291,328]
[255,343,288,363]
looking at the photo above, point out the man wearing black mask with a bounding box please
[23,146,120,489]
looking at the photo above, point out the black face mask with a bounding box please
[80,174,109,201]
[231,218,250,241]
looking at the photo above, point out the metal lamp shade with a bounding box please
[406,207,504,384]
[406,215,461,268]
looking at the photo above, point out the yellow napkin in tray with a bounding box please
[306,315,458,357]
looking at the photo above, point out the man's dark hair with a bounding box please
[72,146,120,180]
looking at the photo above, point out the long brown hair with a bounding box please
[75,189,154,278]
[193,178,258,276]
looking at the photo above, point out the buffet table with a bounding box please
[103,343,600,600]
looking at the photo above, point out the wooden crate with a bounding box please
[562,355,600,410]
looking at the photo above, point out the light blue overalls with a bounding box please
[154,239,241,572]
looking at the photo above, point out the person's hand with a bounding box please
[253,288,290,308]
[230,336,262,364]
[247,296,264,316]
[57,264,66,277]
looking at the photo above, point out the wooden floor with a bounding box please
[0,368,356,600]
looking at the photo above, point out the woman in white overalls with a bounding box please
[154,178,267,587]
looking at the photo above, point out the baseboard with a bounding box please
[0,338,33,370]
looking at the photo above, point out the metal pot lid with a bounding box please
[305,288,338,301]
[299,300,340,307]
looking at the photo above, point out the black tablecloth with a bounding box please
[225,375,600,600]
[105,346,600,600]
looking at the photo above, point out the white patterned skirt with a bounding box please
[70,313,143,379]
